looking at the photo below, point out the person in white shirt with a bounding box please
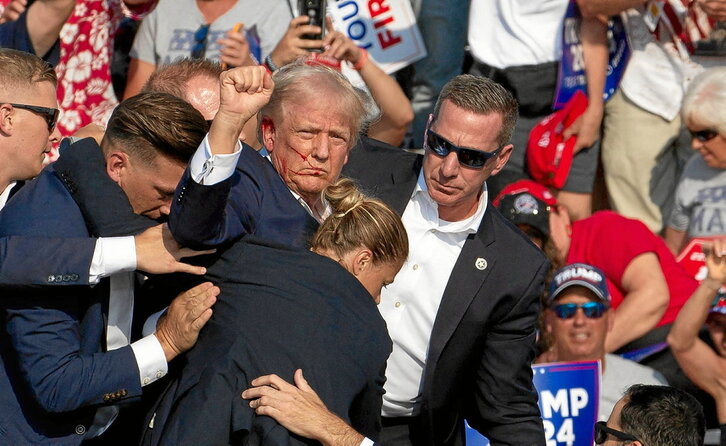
[536,263,667,420]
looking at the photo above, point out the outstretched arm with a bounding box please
[25,0,76,57]
[667,239,726,398]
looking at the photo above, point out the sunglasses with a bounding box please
[594,421,640,444]
[551,302,609,319]
[425,128,503,169]
[9,103,59,132]
[689,128,719,142]
[191,23,211,59]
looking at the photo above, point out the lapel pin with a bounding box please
[475,257,487,271]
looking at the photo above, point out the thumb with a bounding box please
[294,369,313,392]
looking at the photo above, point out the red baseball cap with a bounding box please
[493,179,557,207]
[526,90,588,189]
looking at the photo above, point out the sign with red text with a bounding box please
[328,0,427,74]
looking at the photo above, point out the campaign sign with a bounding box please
[465,361,600,446]
[553,0,630,109]
[328,0,427,74]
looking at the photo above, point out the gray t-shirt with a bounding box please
[600,354,667,420]
[131,0,292,66]
[668,155,726,238]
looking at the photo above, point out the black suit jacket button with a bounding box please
[70,274,79,281]
[75,425,86,435]
[47,275,55,283]
[62,275,71,282]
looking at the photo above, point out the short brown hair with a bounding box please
[0,49,57,94]
[311,178,408,266]
[433,74,518,146]
[102,92,208,165]
[142,58,223,101]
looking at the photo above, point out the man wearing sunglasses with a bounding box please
[595,384,705,446]
[0,48,61,211]
[541,263,666,420]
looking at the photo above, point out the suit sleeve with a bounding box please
[348,365,385,441]
[4,292,142,413]
[466,259,548,446]
[0,236,95,288]
[168,148,265,250]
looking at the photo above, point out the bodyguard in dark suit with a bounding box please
[246,76,548,446]
[143,239,392,446]
[0,93,217,445]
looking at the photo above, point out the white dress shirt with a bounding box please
[0,181,16,210]
[379,173,488,417]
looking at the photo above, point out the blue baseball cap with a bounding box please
[548,263,610,304]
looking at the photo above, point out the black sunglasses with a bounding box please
[425,128,503,169]
[191,23,211,59]
[551,302,609,319]
[594,421,640,444]
[689,128,719,142]
[9,103,59,132]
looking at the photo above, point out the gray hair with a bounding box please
[682,67,726,135]
[433,74,518,146]
[258,61,375,145]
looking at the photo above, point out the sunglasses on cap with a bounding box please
[550,302,609,319]
[8,103,59,132]
[191,23,211,60]
[424,128,503,169]
[689,128,719,142]
[594,421,640,444]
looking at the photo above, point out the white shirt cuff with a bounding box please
[142,308,166,337]
[131,334,169,387]
[360,438,374,446]
[189,134,242,185]
[89,237,137,284]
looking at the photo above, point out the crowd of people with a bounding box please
[0,0,726,445]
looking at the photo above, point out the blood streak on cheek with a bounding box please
[289,145,308,161]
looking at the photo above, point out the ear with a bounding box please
[0,103,15,136]
[260,116,276,152]
[490,143,513,176]
[350,248,373,277]
[105,150,130,185]
[543,310,555,334]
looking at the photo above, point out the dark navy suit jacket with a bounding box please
[168,144,318,250]
[142,239,391,446]
[0,149,147,445]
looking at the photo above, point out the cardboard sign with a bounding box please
[553,0,630,109]
[466,361,601,446]
[328,0,427,74]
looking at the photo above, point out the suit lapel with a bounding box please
[426,209,497,367]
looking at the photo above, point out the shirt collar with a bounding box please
[0,181,17,210]
[260,147,331,222]
[411,171,488,234]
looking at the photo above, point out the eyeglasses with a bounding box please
[594,421,640,444]
[191,24,210,59]
[551,302,609,319]
[689,128,719,142]
[8,103,59,132]
[424,128,503,169]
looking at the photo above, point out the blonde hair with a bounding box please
[0,49,57,94]
[311,178,408,266]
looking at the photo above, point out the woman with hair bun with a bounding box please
[142,179,408,446]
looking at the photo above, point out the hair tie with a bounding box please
[334,201,364,218]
